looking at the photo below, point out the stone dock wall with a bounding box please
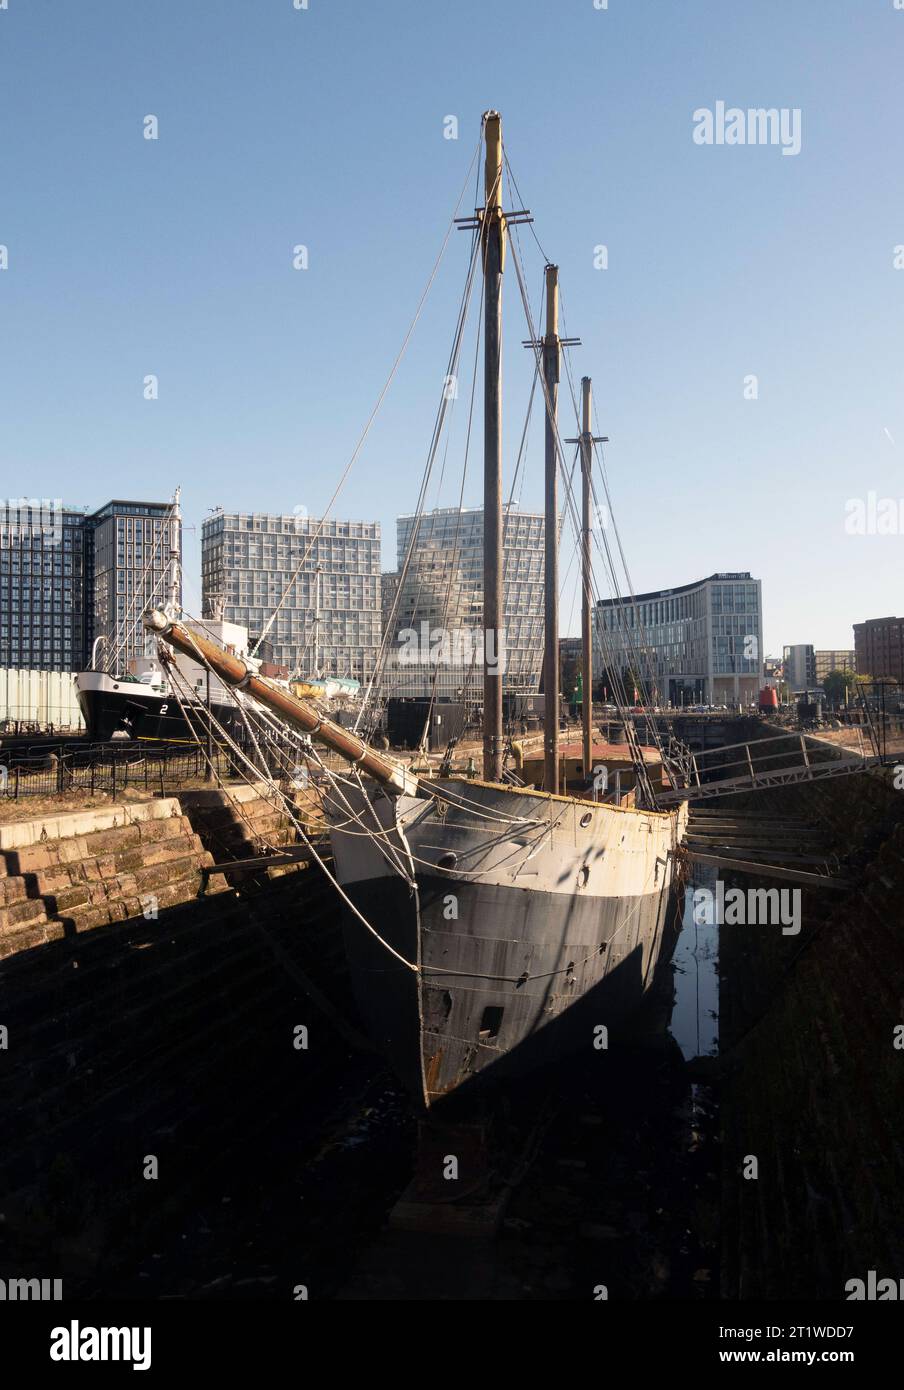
[716,767,904,1298]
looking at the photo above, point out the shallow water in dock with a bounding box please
[669,868,720,1061]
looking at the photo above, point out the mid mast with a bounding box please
[481,110,506,783]
[542,265,561,793]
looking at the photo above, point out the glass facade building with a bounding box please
[201,511,381,681]
[595,572,763,706]
[384,505,546,700]
[89,501,178,666]
[0,498,177,674]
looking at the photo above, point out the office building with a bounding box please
[814,649,855,684]
[854,617,904,683]
[783,644,817,692]
[596,572,763,706]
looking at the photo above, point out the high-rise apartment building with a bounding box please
[89,500,180,667]
[201,511,381,682]
[0,497,177,674]
[382,505,546,700]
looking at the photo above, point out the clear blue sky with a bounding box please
[1,0,901,655]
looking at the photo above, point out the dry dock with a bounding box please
[1,727,902,1299]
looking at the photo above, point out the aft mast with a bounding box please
[568,380,604,775]
[576,378,606,776]
[542,265,561,793]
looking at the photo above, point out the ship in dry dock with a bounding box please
[141,111,689,1108]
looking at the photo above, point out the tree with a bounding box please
[823,669,856,705]
[560,649,580,697]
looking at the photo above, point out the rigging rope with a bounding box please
[249,133,483,661]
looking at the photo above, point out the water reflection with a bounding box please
[670,865,720,1060]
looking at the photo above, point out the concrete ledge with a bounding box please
[0,798,182,851]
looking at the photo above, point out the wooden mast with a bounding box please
[482,110,506,783]
[580,376,594,776]
[143,611,419,797]
[542,265,560,793]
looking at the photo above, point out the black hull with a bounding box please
[77,685,246,745]
[340,870,682,1107]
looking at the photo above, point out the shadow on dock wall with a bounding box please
[716,769,904,1299]
[0,870,389,1297]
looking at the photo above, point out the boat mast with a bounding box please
[165,486,182,621]
[482,110,506,783]
[542,265,561,793]
[313,563,322,678]
[579,379,595,775]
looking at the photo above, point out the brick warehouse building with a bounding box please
[854,616,904,683]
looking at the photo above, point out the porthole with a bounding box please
[580,811,593,828]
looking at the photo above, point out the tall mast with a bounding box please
[542,265,560,793]
[313,563,322,678]
[165,486,182,620]
[579,378,594,775]
[482,110,506,783]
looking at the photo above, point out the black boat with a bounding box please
[75,636,255,745]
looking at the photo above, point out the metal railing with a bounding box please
[657,727,882,806]
[0,742,242,801]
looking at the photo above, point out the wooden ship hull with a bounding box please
[327,780,687,1106]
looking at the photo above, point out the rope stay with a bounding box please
[249,133,483,662]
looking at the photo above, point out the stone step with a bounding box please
[0,895,50,933]
[0,819,223,960]
[0,920,66,960]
